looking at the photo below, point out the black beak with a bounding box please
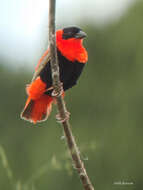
[75,30,87,39]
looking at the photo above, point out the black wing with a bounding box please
[37,49,85,95]
[31,52,51,82]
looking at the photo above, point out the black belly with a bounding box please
[39,49,85,95]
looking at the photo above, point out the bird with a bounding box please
[21,26,88,124]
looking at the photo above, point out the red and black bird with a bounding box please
[21,26,88,123]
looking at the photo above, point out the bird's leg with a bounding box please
[52,82,63,97]
[56,111,70,123]
[45,86,53,92]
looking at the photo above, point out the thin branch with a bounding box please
[48,0,95,190]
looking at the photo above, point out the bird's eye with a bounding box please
[65,31,73,37]
[63,31,74,39]
[67,31,72,35]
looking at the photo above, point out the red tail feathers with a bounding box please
[21,94,53,123]
[21,77,53,123]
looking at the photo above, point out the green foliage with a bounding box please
[1,1,143,189]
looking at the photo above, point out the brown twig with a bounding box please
[48,0,95,189]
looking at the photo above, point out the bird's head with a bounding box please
[62,26,87,40]
[56,26,88,63]
[56,26,87,44]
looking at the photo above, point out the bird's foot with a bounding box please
[52,82,63,97]
[56,111,70,123]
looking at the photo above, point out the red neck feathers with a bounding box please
[56,30,88,63]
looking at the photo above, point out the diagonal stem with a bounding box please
[48,0,95,189]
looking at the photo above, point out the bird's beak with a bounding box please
[75,31,87,39]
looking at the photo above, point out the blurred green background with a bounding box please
[1,1,143,190]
